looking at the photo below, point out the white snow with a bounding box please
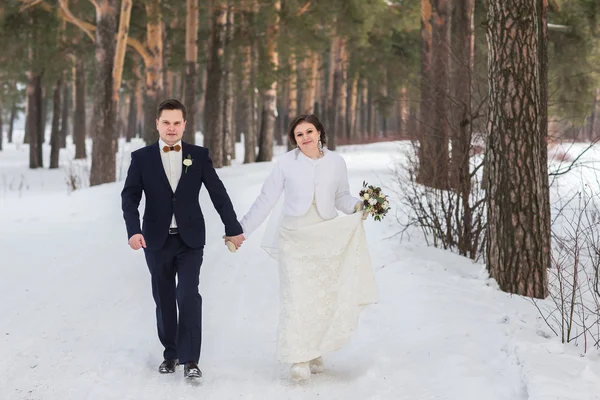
[2,130,600,400]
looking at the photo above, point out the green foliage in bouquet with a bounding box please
[359,181,390,222]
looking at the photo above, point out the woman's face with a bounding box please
[294,121,320,154]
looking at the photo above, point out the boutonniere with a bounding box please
[183,154,193,173]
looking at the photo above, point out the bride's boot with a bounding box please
[309,356,324,374]
[290,361,311,382]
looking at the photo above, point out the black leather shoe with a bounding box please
[183,362,202,379]
[158,359,178,374]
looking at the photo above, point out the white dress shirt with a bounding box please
[240,148,360,238]
[158,138,182,229]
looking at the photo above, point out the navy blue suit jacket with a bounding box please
[121,141,243,251]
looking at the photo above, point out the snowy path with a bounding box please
[0,151,531,399]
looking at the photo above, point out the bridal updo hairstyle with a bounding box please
[288,114,327,148]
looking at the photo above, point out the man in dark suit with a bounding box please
[121,99,244,379]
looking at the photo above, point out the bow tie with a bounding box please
[162,144,181,153]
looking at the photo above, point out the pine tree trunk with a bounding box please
[204,4,226,166]
[449,0,475,256]
[113,0,132,110]
[486,0,549,298]
[399,86,410,137]
[241,9,257,164]
[143,0,163,145]
[184,0,199,143]
[326,36,338,133]
[26,71,43,168]
[287,51,298,150]
[330,38,346,150]
[89,0,117,186]
[222,4,235,166]
[303,51,318,114]
[74,57,87,159]
[49,77,62,169]
[418,0,450,189]
[359,79,368,138]
[183,0,199,144]
[126,92,137,142]
[256,0,280,162]
[8,99,16,143]
[60,82,69,148]
[348,74,358,140]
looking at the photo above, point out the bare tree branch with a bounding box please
[58,0,95,42]
[296,0,312,16]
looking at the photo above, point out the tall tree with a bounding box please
[486,0,550,298]
[89,0,117,186]
[418,0,450,189]
[204,2,226,167]
[49,76,62,168]
[184,0,199,143]
[449,0,475,256]
[222,4,235,166]
[241,1,258,164]
[73,56,87,159]
[256,0,280,162]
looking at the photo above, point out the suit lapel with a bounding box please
[152,142,174,193]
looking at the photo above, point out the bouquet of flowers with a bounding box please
[358,181,390,222]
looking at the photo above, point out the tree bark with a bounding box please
[222,4,235,166]
[486,0,550,298]
[287,50,298,150]
[348,73,358,140]
[113,0,132,109]
[184,0,199,144]
[8,99,17,144]
[204,4,226,166]
[256,0,280,162]
[26,70,44,168]
[241,6,257,163]
[302,51,318,115]
[449,0,475,256]
[60,82,70,148]
[74,57,87,159]
[49,77,63,169]
[418,0,450,189]
[142,0,163,144]
[89,0,117,186]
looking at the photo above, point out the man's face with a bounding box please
[156,109,186,145]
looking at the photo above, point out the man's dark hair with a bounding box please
[157,99,187,121]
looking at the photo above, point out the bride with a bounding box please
[238,114,378,382]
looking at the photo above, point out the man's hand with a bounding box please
[129,234,147,250]
[225,234,245,250]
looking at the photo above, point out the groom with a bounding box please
[121,99,244,379]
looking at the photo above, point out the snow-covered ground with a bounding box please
[2,130,600,400]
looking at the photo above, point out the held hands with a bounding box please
[128,234,147,250]
[223,234,245,253]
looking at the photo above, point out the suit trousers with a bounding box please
[144,234,204,364]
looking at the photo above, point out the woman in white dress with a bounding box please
[239,115,378,382]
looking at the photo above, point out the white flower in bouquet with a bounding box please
[358,181,391,222]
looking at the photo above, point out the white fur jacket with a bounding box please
[240,148,361,238]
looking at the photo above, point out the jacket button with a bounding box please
[172,196,176,202]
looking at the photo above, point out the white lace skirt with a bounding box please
[276,203,379,363]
